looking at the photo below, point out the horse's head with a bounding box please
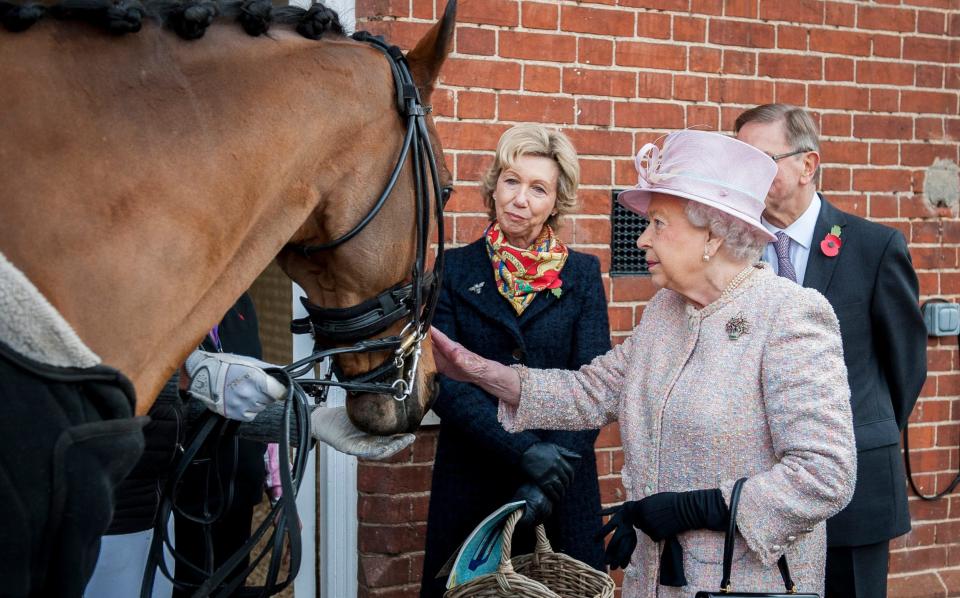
[277,2,456,435]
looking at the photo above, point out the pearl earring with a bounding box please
[702,251,711,262]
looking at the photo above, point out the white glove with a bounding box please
[185,350,286,421]
[310,406,415,460]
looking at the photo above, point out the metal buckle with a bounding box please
[389,323,424,401]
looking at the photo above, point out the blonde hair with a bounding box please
[480,124,580,229]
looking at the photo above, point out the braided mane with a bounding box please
[0,0,344,39]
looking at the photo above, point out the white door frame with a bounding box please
[292,282,359,598]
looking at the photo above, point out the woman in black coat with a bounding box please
[421,124,610,597]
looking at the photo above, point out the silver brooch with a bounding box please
[468,282,485,294]
[725,313,749,340]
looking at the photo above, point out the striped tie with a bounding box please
[773,231,797,283]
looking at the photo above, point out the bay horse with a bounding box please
[0,0,455,435]
[0,1,455,593]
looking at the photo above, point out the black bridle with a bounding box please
[287,31,448,401]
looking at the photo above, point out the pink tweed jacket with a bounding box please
[499,264,856,597]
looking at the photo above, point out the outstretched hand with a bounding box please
[430,326,489,384]
[310,406,415,460]
[430,327,522,405]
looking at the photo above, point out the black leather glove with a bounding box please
[597,489,729,570]
[512,483,554,530]
[519,442,581,503]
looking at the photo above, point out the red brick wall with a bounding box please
[352,1,960,596]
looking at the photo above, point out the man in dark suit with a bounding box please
[735,104,928,598]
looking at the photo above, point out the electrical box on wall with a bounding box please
[922,301,960,337]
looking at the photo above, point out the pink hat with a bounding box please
[617,130,777,242]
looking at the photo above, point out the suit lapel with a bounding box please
[803,195,847,295]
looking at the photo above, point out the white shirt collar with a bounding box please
[762,191,820,250]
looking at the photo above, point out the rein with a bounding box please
[287,31,447,402]
[141,367,313,598]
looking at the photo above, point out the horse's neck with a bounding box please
[0,23,398,412]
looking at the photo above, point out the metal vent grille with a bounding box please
[610,189,649,276]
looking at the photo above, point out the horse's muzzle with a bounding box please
[345,372,438,435]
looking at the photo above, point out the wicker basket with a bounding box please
[444,509,615,598]
[513,524,615,598]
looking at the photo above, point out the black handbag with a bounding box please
[694,478,819,598]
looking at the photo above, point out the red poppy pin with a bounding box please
[820,225,843,257]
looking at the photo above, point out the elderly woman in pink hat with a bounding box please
[431,130,856,597]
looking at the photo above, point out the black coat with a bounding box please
[804,197,927,547]
[421,238,611,597]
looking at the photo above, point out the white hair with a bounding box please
[684,202,767,263]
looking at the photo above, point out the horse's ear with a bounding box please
[406,0,456,99]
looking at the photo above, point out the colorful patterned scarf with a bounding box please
[485,222,568,315]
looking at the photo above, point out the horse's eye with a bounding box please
[440,186,453,207]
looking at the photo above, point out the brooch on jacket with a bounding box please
[725,313,749,340]
[820,225,843,257]
[468,282,485,294]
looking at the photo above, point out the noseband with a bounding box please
[285,31,446,401]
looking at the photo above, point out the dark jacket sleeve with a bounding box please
[569,255,612,370]
[871,230,927,429]
[430,270,543,466]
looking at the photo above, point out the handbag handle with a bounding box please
[721,478,798,594]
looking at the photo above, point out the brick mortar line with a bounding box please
[356,493,433,499]
[436,60,957,86]
[371,31,953,54]
[377,8,953,27]
[437,85,960,98]
[888,563,960,571]
[437,113,960,132]
[437,108,960,120]
[893,518,960,525]
[380,1,954,15]
[440,57,960,83]
[438,103,960,114]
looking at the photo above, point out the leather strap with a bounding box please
[291,273,434,345]
[721,477,797,593]
[719,478,744,591]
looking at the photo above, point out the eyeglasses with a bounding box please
[770,148,813,162]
